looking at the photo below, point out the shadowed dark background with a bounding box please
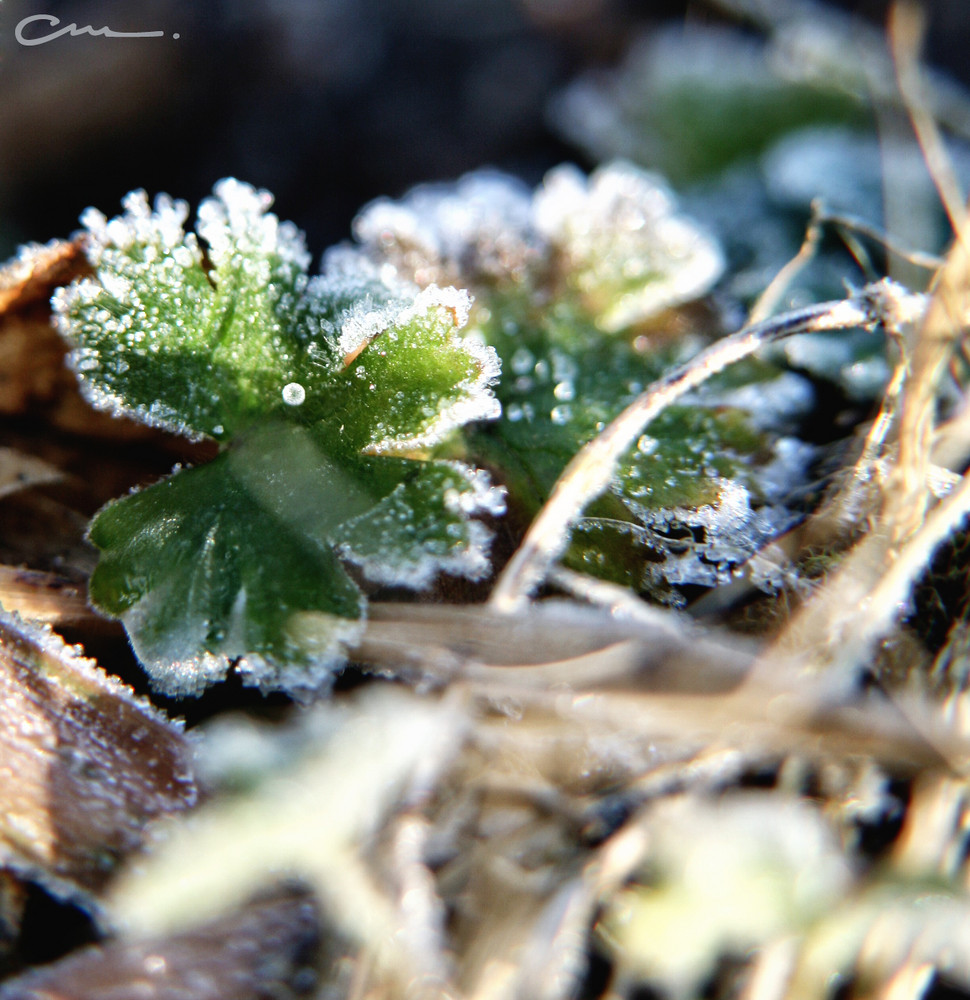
[0,0,967,260]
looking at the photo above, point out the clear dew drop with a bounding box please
[282,382,306,406]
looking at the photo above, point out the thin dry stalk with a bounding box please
[836,468,970,674]
[356,600,755,694]
[746,202,824,326]
[547,565,695,630]
[883,47,970,541]
[889,2,966,236]
[886,213,970,541]
[458,631,970,776]
[817,208,943,272]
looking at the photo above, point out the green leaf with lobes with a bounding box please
[53,180,504,697]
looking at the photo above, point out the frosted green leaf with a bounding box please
[333,460,506,588]
[87,427,367,698]
[532,162,724,332]
[53,180,501,449]
[87,422,506,698]
[53,181,504,697]
[354,165,814,596]
[312,282,500,457]
[357,161,723,333]
[479,304,810,594]
[53,180,312,441]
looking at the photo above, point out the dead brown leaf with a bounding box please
[0,609,195,906]
[0,886,320,1000]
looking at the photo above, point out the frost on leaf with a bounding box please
[333,460,506,588]
[532,163,724,332]
[353,170,541,289]
[54,183,305,441]
[357,161,723,333]
[53,181,504,697]
[355,162,813,597]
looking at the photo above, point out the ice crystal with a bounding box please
[631,479,800,591]
[53,180,504,697]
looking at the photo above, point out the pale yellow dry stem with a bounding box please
[882,19,970,540]
[889,2,967,237]
[768,212,970,680]
[817,209,943,272]
[747,458,970,775]
[547,565,695,630]
[763,466,970,702]
[742,937,801,1000]
[477,815,659,1000]
[746,204,823,327]
[786,350,907,560]
[883,964,938,1000]
[888,214,970,540]
[0,565,99,629]
[0,447,62,499]
[890,773,969,879]
[930,396,970,471]
[848,470,970,663]
[459,666,968,777]
[357,601,751,687]
[850,355,907,491]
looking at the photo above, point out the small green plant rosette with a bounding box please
[53,180,505,698]
[354,162,816,599]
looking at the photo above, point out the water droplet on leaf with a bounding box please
[281,382,306,406]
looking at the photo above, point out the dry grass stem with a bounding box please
[889,2,967,236]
